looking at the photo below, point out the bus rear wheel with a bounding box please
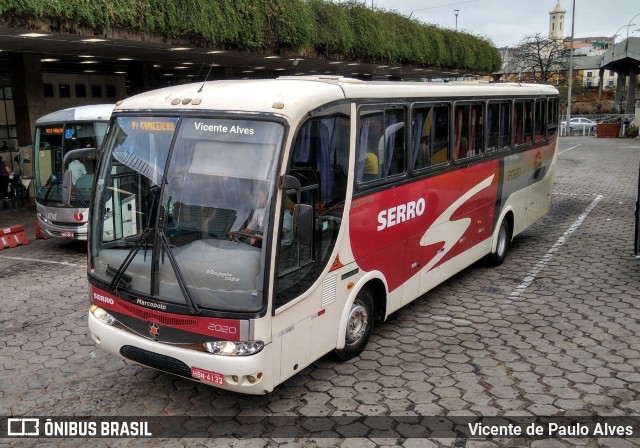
[487,218,511,266]
[334,288,374,361]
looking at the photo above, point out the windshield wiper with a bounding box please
[154,195,201,314]
[107,187,160,293]
[107,226,153,292]
[158,232,201,315]
[106,189,200,314]
[41,177,60,206]
[71,183,88,208]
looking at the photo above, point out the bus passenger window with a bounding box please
[487,102,511,152]
[357,107,405,183]
[514,100,533,145]
[547,98,559,138]
[524,101,533,143]
[534,99,546,142]
[454,103,483,160]
[412,105,450,170]
[487,103,499,151]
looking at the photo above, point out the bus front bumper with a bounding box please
[36,214,88,240]
[88,311,274,395]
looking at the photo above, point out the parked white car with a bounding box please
[561,117,597,134]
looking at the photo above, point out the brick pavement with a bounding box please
[0,137,639,447]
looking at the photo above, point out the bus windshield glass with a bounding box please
[34,121,108,204]
[90,116,284,313]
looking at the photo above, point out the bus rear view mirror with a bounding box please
[293,204,313,243]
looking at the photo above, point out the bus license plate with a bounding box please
[191,367,224,385]
[61,231,75,238]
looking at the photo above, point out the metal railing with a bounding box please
[560,123,596,136]
[560,113,635,123]
[559,114,635,137]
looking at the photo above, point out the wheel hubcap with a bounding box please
[345,301,368,346]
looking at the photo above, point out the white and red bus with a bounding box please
[33,104,114,240]
[87,77,558,394]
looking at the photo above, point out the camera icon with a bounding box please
[7,418,40,436]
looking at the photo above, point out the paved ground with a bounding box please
[0,136,639,447]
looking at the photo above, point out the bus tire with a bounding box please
[333,288,375,361]
[487,218,511,266]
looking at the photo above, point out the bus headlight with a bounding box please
[37,212,50,224]
[90,305,116,325]
[203,340,264,356]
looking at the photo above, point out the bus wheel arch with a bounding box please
[487,211,513,266]
[334,277,386,361]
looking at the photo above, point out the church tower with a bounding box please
[549,2,565,40]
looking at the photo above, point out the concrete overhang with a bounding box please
[0,22,462,81]
[600,37,640,73]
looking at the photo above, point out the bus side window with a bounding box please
[514,100,533,145]
[454,103,483,160]
[534,99,546,142]
[357,111,383,183]
[488,101,512,152]
[487,103,499,152]
[357,107,406,183]
[514,101,524,145]
[413,105,450,170]
[547,98,558,138]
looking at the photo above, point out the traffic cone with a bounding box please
[35,220,50,239]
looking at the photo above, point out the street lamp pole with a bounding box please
[454,9,459,31]
[566,0,575,131]
[626,13,640,40]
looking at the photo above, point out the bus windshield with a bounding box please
[90,116,285,313]
[34,121,108,204]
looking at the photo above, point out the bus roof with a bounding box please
[35,104,114,125]
[114,77,559,121]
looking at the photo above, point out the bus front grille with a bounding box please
[50,220,84,227]
[120,345,192,379]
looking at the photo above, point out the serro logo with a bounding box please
[208,323,238,335]
[93,292,115,305]
[377,197,426,231]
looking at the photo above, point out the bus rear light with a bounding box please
[203,340,264,356]
[90,305,116,325]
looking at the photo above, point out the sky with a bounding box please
[369,0,640,48]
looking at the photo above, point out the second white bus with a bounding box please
[33,104,113,240]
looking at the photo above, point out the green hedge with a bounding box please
[0,0,501,72]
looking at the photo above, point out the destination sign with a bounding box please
[44,127,64,135]
[129,120,176,132]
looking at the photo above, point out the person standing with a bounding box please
[0,156,12,201]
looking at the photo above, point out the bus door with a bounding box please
[273,106,351,379]
[34,124,64,197]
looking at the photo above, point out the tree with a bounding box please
[507,33,568,84]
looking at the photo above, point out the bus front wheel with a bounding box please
[334,288,374,361]
[487,218,511,266]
